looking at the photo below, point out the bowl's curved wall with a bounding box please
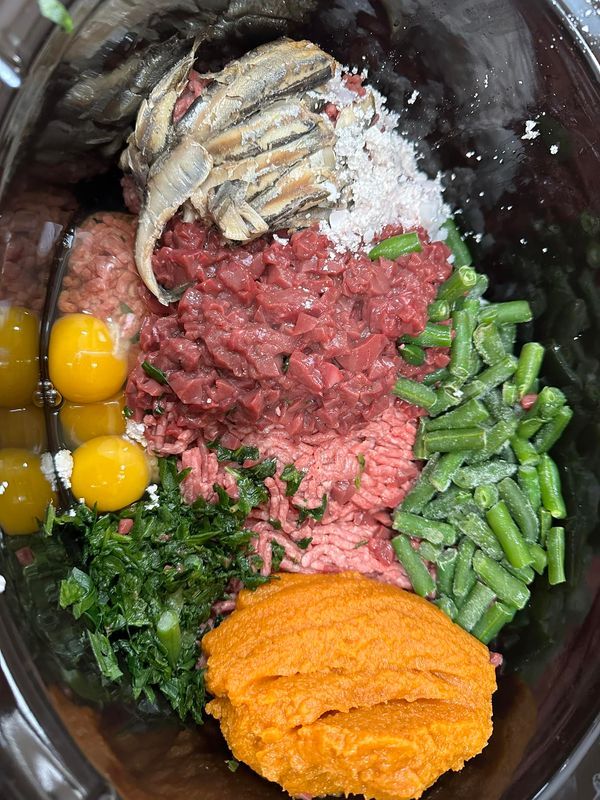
[0,1,599,799]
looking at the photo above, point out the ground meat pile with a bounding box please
[127,220,452,585]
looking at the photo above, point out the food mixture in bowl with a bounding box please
[0,37,573,800]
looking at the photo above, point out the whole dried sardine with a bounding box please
[136,137,213,304]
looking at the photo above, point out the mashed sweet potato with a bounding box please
[202,572,496,800]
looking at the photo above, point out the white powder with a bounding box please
[145,483,160,510]
[522,120,540,140]
[550,144,559,155]
[125,419,147,446]
[407,89,419,105]
[0,481,7,496]
[318,73,449,253]
[55,449,73,489]
[0,575,5,594]
[40,452,57,491]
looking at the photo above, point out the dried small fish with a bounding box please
[135,137,213,304]
[123,38,349,303]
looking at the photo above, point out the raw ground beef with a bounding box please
[0,181,76,312]
[127,219,452,586]
[58,212,147,362]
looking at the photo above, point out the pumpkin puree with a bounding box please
[202,572,496,800]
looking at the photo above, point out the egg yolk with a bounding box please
[60,393,126,448]
[0,448,56,535]
[49,313,128,403]
[0,306,39,408]
[71,435,150,512]
[0,406,47,452]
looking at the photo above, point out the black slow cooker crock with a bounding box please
[1,1,599,798]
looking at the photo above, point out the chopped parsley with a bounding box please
[207,440,260,463]
[354,453,366,489]
[123,406,134,419]
[295,494,328,526]
[142,361,169,385]
[270,541,286,571]
[296,537,313,550]
[52,457,271,725]
[269,518,283,530]
[226,759,240,773]
[280,463,306,497]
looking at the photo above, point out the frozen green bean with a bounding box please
[456,581,496,632]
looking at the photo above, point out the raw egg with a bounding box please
[0,406,47,452]
[0,306,39,408]
[0,448,56,535]
[71,435,150,512]
[49,313,128,403]
[60,393,126,448]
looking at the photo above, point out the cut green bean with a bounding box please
[518,465,542,511]
[483,389,513,422]
[392,510,458,545]
[428,299,451,322]
[498,477,539,542]
[413,419,428,460]
[498,323,517,352]
[426,398,490,431]
[533,406,573,453]
[468,273,489,300]
[399,342,426,366]
[437,265,478,304]
[467,418,519,464]
[453,538,477,602]
[400,322,452,348]
[436,548,458,595]
[400,455,440,513]
[392,534,435,597]
[472,551,530,609]
[422,488,473,520]
[540,508,552,545]
[429,385,466,416]
[486,501,534,568]
[547,526,566,585]
[479,300,533,326]
[461,355,519,401]
[515,342,545,399]
[423,427,486,454]
[392,377,437,411]
[422,367,449,387]
[453,460,517,489]
[474,484,500,511]
[468,350,483,379]
[502,381,517,406]
[430,451,467,492]
[459,513,504,560]
[419,541,443,563]
[471,601,516,644]
[456,581,496,632]
[449,309,474,382]
[434,594,458,620]
[538,454,567,519]
[368,231,422,260]
[501,561,535,584]
[441,219,473,267]
[473,323,506,366]
[528,542,548,575]
[510,435,540,466]
[517,416,544,439]
[531,386,567,420]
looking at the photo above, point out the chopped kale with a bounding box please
[142,361,169,385]
[270,541,286,571]
[296,537,313,550]
[295,494,328,526]
[280,463,306,497]
[206,440,260,463]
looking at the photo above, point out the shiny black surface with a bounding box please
[1,1,599,798]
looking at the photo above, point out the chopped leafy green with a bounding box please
[142,361,169,385]
[354,540,369,549]
[295,494,328,525]
[280,463,306,497]
[38,0,73,32]
[269,518,283,530]
[355,453,366,489]
[123,406,134,419]
[296,537,313,550]
[207,440,260,463]
[226,759,240,773]
[270,541,286,571]
[51,457,271,724]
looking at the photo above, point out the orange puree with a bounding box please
[203,572,496,800]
